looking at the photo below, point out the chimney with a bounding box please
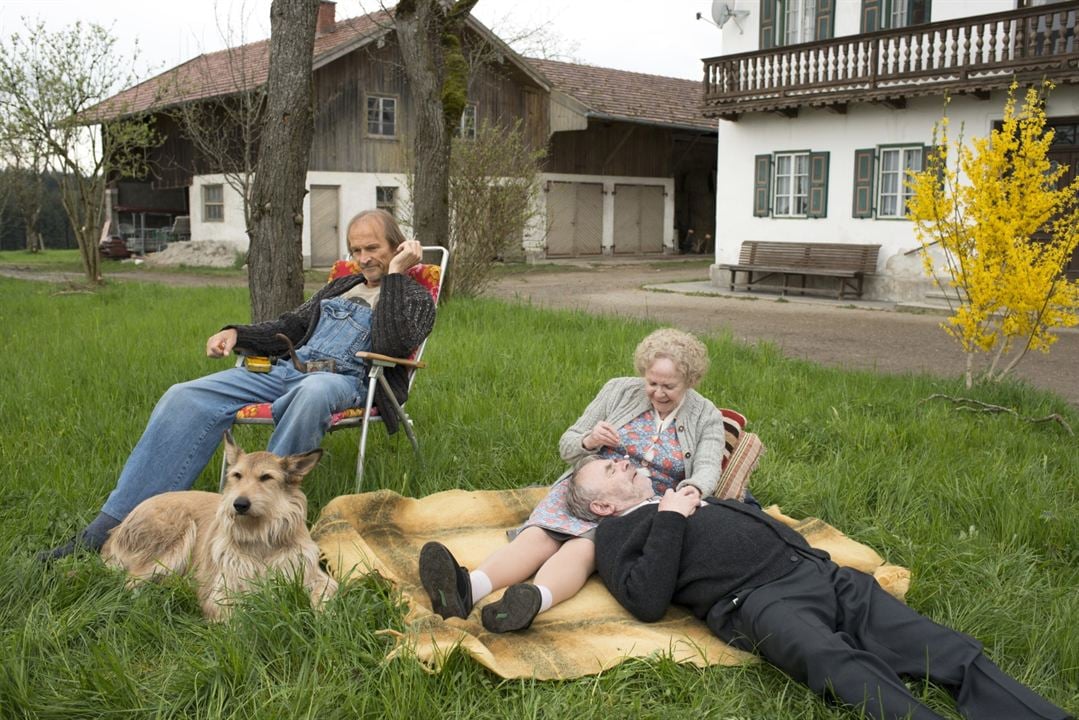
[316,1,336,36]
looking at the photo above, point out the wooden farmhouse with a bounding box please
[701,0,1079,303]
[93,1,716,264]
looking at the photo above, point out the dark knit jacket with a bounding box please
[227,272,437,433]
[595,498,830,634]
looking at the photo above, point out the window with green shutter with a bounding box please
[760,0,777,49]
[808,151,830,217]
[754,154,772,217]
[816,0,835,41]
[861,0,931,32]
[852,148,876,218]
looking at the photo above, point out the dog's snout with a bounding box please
[233,497,251,515]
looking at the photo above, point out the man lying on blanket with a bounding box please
[566,457,1070,720]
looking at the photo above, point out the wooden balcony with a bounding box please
[702,2,1079,119]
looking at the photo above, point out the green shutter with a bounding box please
[760,0,777,49]
[923,144,946,187]
[852,148,876,218]
[816,0,835,40]
[754,154,772,217]
[910,0,931,25]
[808,151,830,218]
[861,0,882,32]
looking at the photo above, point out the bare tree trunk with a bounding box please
[394,0,478,249]
[246,0,319,322]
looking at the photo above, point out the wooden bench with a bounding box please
[720,241,881,300]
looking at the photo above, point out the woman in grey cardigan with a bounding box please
[420,328,734,634]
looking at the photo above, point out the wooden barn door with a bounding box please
[310,185,340,267]
[614,184,664,254]
[546,181,602,256]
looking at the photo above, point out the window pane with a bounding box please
[776,175,791,197]
[881,149,898,172]
[880,196,897,217]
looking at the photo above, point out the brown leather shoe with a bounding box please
[481,583,541,633]
[419,541,473,619]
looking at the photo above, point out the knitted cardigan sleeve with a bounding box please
[558,378,639,463]
[676,394,728,498]
[595,507,686,623]
[369,273,437,434]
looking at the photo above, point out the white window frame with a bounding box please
[773,152,810,217]
[376,186,397,216]
[202,184,224,222]
[458,103,477,140]
[366,95,397,138]
[877,146,922,219]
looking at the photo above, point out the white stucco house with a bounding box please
[700,0,1079,303]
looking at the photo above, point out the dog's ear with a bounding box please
[283,448,323,483]
[223,430,243,467]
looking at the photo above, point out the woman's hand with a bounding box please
[583,420,620,450]
[680,484,702,501]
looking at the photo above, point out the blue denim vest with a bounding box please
[294,297,373,377]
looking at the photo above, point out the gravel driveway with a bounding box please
[487,260,1079,408]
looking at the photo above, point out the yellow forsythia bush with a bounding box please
[907,82,1079,388]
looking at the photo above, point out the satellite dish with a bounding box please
[711,1,750,32]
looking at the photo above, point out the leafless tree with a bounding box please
[246,0,320,321]
[0,21,158,283]
[167,3,267,233]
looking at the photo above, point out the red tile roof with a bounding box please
[527,58,712,132]
[87,11,390,120]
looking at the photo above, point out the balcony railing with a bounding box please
[702,2,1079,118]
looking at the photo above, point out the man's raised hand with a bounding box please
[205,328,238,358]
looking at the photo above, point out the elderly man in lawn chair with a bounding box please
[40,209,437,561]
[570,457,1072,720]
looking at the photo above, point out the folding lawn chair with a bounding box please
[221,246,448,492]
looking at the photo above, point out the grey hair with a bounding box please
[564,455,603,522]
[633,327,710,388]
[346,208,408,250]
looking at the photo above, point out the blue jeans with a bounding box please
[102,298,372,521]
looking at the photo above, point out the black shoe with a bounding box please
[419,541,473,619]
[481,583,542,633]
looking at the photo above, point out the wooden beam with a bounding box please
[824,103,848,114]
[774,107,799,118]
[876,98,907,110]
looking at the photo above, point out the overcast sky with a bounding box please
[0,0,725,82]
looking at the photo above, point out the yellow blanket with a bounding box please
[313,488,911,680]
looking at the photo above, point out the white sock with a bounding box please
[536,584,554,614]
[469,570,493,603]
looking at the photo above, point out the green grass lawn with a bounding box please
[1,275,1075,719]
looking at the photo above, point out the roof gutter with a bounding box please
[581,111,716,135]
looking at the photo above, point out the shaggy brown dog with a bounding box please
[101,432,338,621]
